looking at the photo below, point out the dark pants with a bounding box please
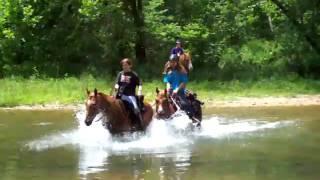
[122,100,143,130]
[176,93,195,118]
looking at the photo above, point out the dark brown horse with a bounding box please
[155,88,203,126]
[84,89,154,135]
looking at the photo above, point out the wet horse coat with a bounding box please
[84,89,153,135]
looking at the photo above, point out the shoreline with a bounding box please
[1,95,320,110]
[203,95,320,108]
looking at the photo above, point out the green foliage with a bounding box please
[1,76,319,106]
[240,40,282,65]
[0,0,319,79]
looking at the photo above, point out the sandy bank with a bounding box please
[1,95,320,110]
[204,95,320,108]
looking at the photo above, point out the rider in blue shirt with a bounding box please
[163,55,195,119]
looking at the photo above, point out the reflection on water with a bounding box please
[23,108,295,179]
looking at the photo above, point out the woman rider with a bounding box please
[114,58,143,130]
[163,55,195,120]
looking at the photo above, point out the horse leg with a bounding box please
[191,99,202,127]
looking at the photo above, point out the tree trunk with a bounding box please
[128,0,146,64]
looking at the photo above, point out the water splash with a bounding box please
[25,108,294,176]
[196,116,293,138]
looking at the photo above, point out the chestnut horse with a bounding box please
[179,52,193,73]
[163,52,193,74]
[84,89,154,135]
[155,89,176,119]
[155,88,203,126]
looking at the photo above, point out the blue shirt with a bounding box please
[163,70,188,92]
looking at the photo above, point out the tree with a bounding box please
[121,0,146,64]
[270,0,320,54]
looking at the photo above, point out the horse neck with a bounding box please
[98,94,130,127]
[97,94,112,115]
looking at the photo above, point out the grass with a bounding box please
[0,75,320,107]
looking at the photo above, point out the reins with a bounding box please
[169,95,201,124]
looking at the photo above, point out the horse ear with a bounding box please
[94,88,98,97]
[86,89,90,96]
[156,87,159,95]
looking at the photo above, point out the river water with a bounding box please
[0,106,319,180]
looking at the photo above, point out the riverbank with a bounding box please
[1,94,320,110]
[203,94,320,108]
[1,77,319,110]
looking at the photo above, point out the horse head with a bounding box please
[155,88,175,119]
[85,89,107,126]
[84,88,101,126]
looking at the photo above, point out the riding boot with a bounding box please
[134,110,144,131]
[137,95,145,113]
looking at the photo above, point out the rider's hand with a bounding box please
[137,90,142,96]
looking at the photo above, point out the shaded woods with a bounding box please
[1,0,320,80]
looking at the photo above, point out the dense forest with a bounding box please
[0,0,319,80]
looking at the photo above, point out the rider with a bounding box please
[170,39,184,59]
[114,58,143,130]
[163,40,185,74]
[163,55,195,120]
